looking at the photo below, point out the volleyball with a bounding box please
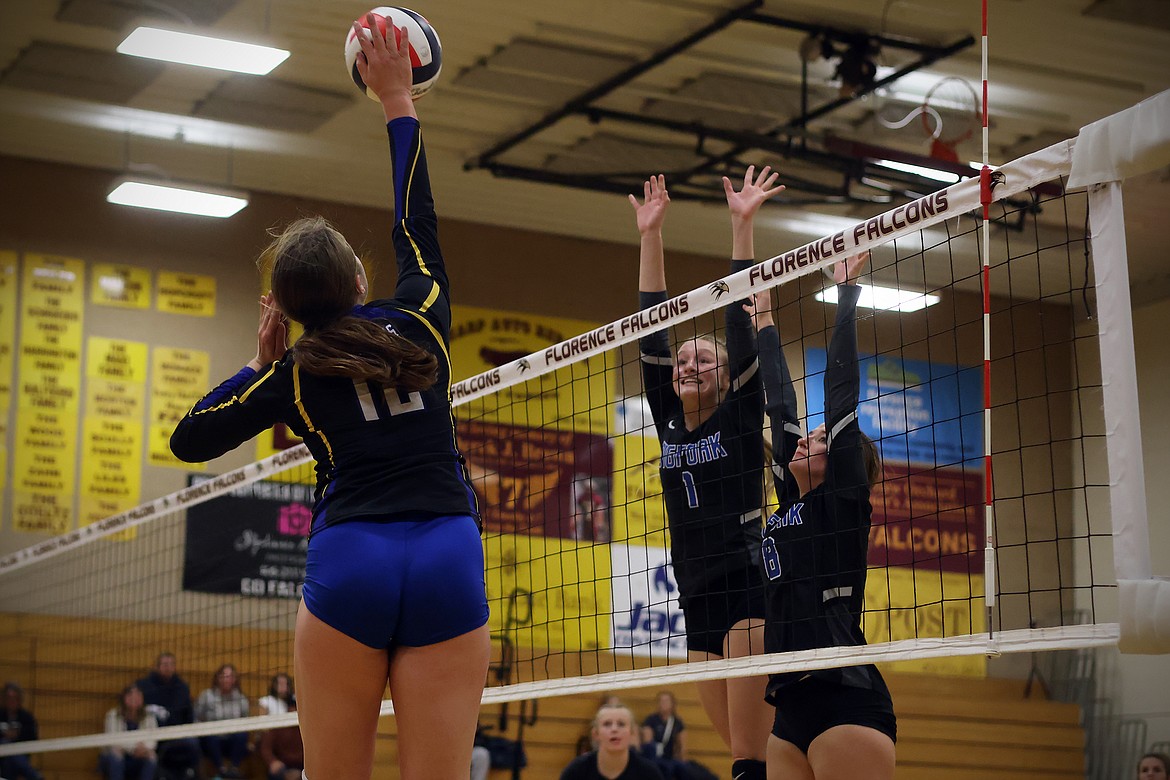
[344,7,442,101]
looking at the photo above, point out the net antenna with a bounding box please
[979,0,996,647]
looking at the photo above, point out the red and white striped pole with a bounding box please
[979,0,997,642]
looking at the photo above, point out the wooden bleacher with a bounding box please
[1,612,1084,779]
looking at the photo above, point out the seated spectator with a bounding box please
[641,691,686,779]
[560,703,664,780]
[0,682,43,780]
[258,698,303,780]
[1140,753,1170,780]
[137,652,200,780]
[257,673,294,716]
[195,664,250,779]
[100,684,158,780]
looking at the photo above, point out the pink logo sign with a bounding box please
[277,504,311,537]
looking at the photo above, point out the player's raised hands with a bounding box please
[723,165,784,221]
[743,286,775,332]
[833,249,870,285]
[249,292,288,371]
[629,174,671,236]
[352,13,414,118]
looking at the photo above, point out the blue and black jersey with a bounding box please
[171,117,479,534]
[639,261,764,602]
[759,283,884,697]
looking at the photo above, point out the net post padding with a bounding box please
[1074,91,1170,653]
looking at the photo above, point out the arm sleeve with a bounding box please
[387,116,451,340]
[824,283,869,491]
[169,363,288,463]
[759,325,803,504]
[723,257,762,424]
[639,290,680,436]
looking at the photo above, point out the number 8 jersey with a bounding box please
[170,117,480,535]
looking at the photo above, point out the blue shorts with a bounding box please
[302,514,488,649]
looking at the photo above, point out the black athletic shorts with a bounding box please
[770,673,897,752]
[681,566,767,656]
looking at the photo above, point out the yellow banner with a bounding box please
[864,567,987,676]
[79,417,144,528]
[157,271,216,317]
[449,305,611,435]
[81,337,148,533]
[148,347,209,468]
[484,532,610,652]
[91,263,152,309]
[13,254,85,532]
[0,252,16,493]
[12,410,78,533]
[611,434,669,546]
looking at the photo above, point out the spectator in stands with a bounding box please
[1139,753,1170,780]
[258,698,304,780]
[257,673,294,716]
[100,684,158,780]
[0,682,43,780]
[641,692,686,779]
[136,652,200,779]
[195,663,251,779]
[560,703,664,780]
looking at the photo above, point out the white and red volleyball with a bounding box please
[344,7,442,101]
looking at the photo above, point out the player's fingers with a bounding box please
[366,13,386,50]
[396,22,410,57]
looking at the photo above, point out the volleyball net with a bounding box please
[2,92,1167,758]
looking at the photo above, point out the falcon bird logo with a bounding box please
[709,281,730,299]
[518,358,531,373]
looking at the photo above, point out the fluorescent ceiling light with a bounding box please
[108,180,248,218]
[117,27,289,75]
[816,283,940,313]
[874,159,961,184]
[767,212,860,236]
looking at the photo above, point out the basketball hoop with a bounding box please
[921,77,980,163]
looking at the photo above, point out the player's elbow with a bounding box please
[169,425,221,463]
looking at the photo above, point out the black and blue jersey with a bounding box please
[171,118,479,534]
[639,263,764,602]
[759,283,885,697]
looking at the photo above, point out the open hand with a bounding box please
[352,13,414,114]
[723,165,784,221]
[250,292,288,370]
[833,249,870,285]
[628,174,670,235]
[743,287,774,331]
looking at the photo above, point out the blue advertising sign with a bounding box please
[804,349,982,467]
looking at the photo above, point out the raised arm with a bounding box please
[747,287,802,504]
[824,251,870,491]
[722,166,784,385]
[353,15,450,334]
[170,295,291,463]
[631,175,678,431]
